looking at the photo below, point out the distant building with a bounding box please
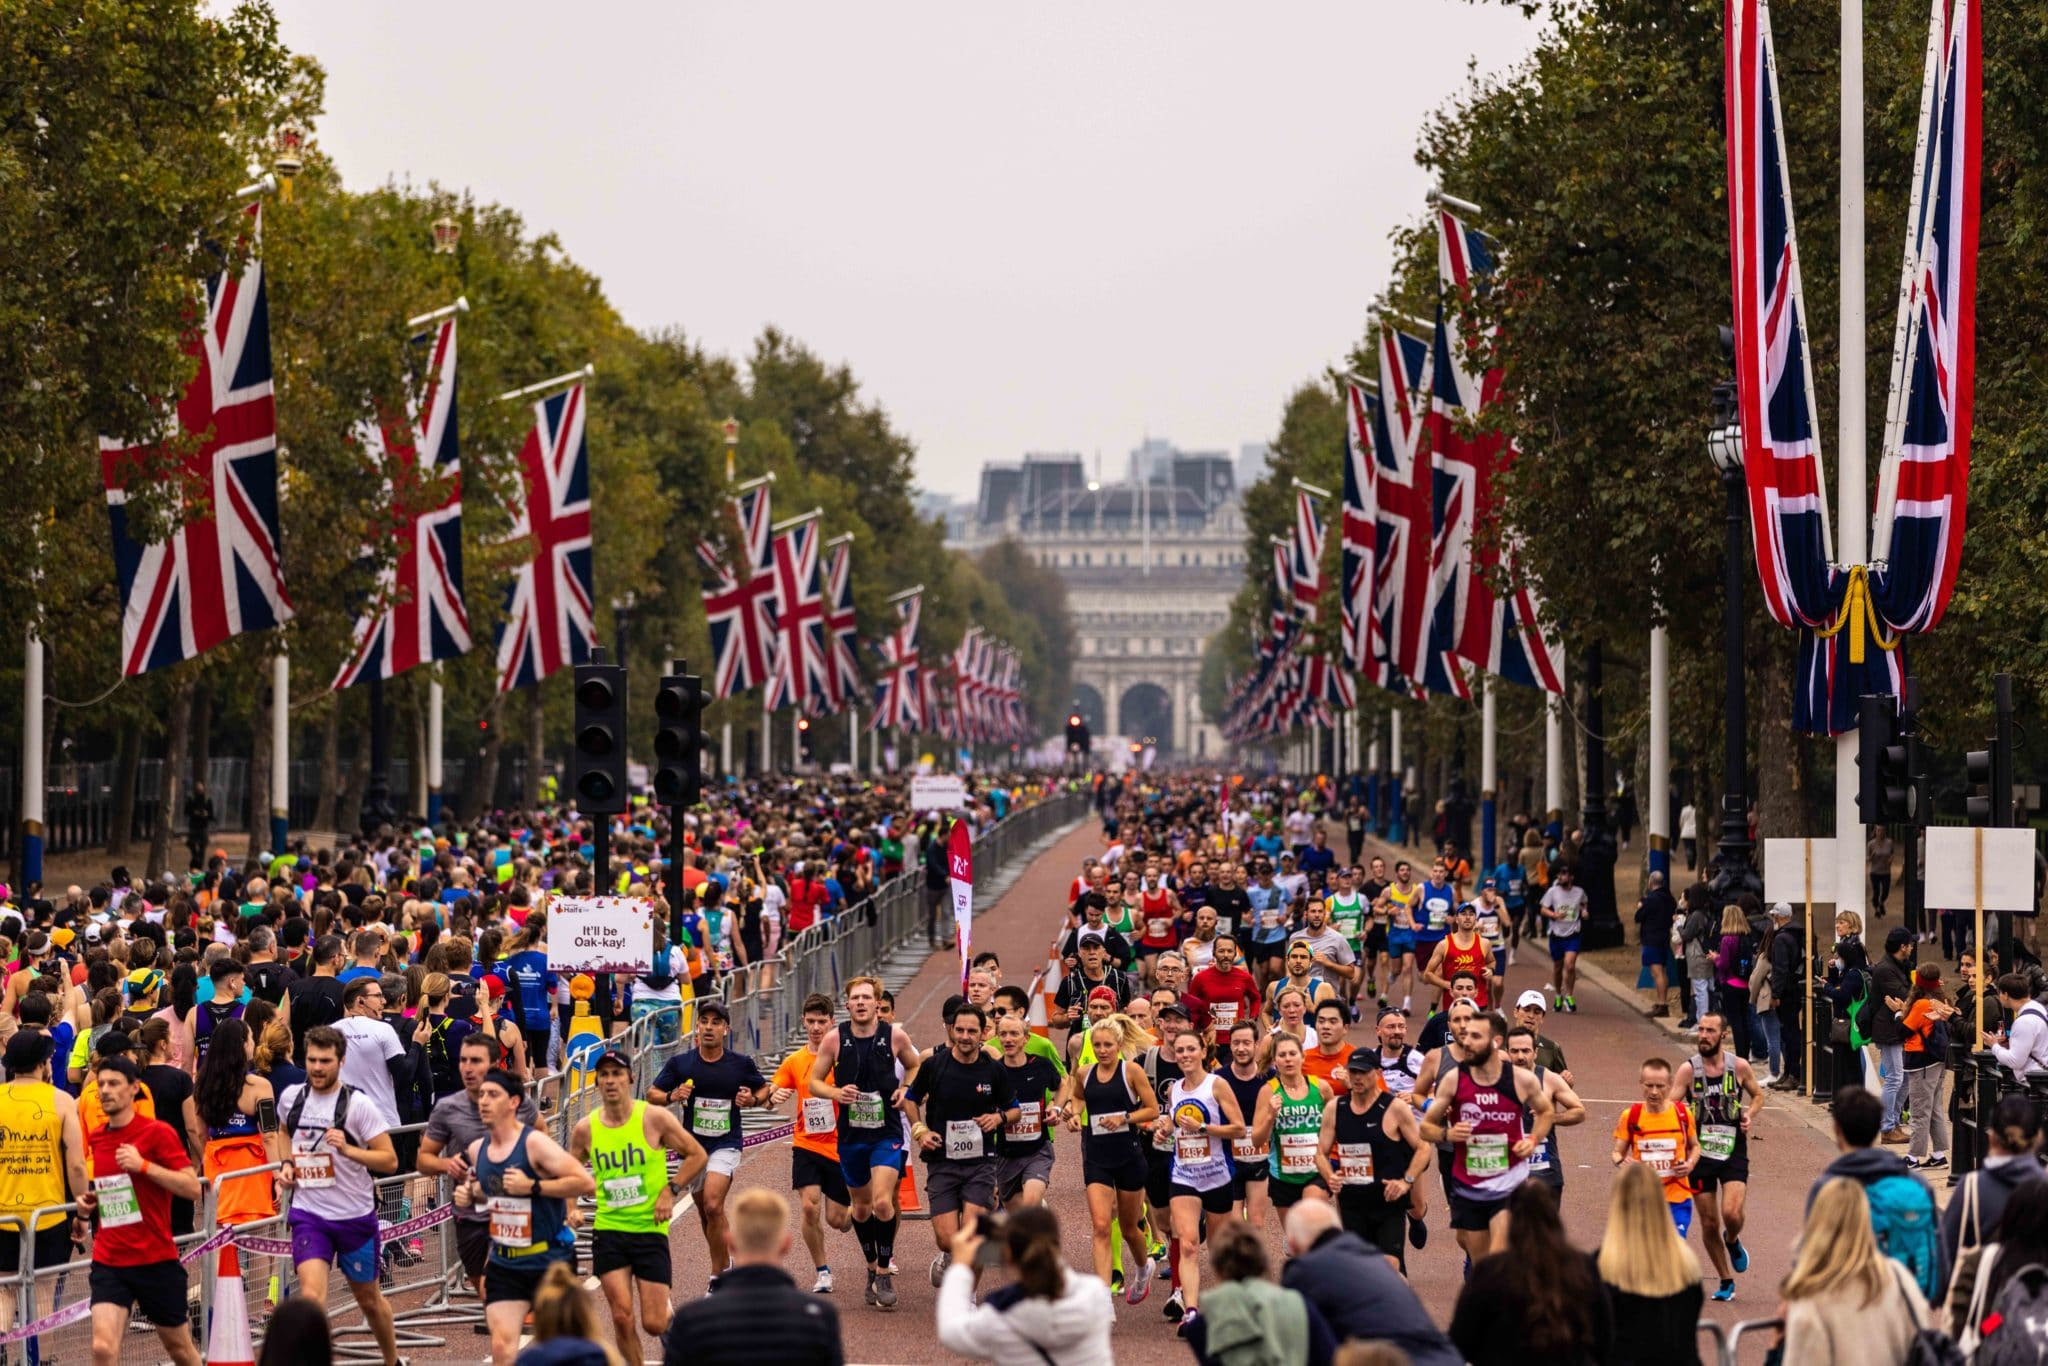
[1236,442,1271,492]
[952,445,1246,757]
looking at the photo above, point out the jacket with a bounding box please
[1805,1146,1925,1213]
[936,1264,1113,1365]
[1680,908,1718,976]
[1783,1261,1929,1366]
[1282,1230,1461,1366]
[1769,925,1805,999]
[516,1340,614,1366]
[1870,952,1914,1046]
[1942,1153,2048,1264]
[1190,1276,1334,1366]
[1452,1249,1613,1366]
[663,1264,842,1366]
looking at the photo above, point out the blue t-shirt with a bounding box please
[337,965,381,986]
[651,1048,769,1154]
[1251,834,1284,860]
[1413,881,1457,945]
[1299,846,1337,876]
[500,950,555,1031]
[1493,861,1527,910]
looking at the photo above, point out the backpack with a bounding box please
[427,1015,460,1096]
[1853,978,1879,1049]
[284,1081,355,1137]
[1867,1172,1945,1304]
[1970,1259,2048,1366]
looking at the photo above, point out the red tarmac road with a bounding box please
[404,822,1844,1364]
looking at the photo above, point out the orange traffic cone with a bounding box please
[206,1244,255,1366]
[1026,982,1050,1039]
[1039,952,1062,1036]
[899,1151,923,1214]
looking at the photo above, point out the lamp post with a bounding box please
[721,416,740,485]
[1707,376,1763,899]
[432,213,461,254]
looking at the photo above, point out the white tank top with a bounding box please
[1166,1073,1232,1192]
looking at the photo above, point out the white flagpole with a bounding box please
[1836,0,1870,920]
[1545,696,1565,819]
[1650,624,1671,879]
[270,654,290,851]
[761,695,772,773]
[427,668,445,824]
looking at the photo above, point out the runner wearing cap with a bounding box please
[1063,987,1122,1074]
[568,1045,706,1366]
[449,1067,594,1366]
[648,999,772,1293]
[0,1030,87,1342]
[418,1034,539,1306]
[468,974,530,1076]
[1539,864,1588,1012]
[1316,1049,1429,1274]
[1514,990,1571,1078]
[1053,932,1135,1032]
[1422,903,1499,1012]
[81,1055,203,1366]
[275,1024,406,1366]
[769,993,854,1293]
[807,976,924,1311]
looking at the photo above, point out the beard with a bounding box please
[1464,1037,1495,1068]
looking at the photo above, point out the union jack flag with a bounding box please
[1872,0,1978,635]
[1340,380,1378,674]
[1373,324,1467,700]
[1289,488,1324,622]
[494,384,594,692]
[333,316,470,688]
[819,535,862,713]
[764,516,828,712]
[1430,209,1565,694]
[870,589,923,731]
[100,203,291,676]
[697,481,778,700]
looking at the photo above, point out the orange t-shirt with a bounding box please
[1904,999,1944,1055]
[774,1047,839,1159]
[1614,1101,1695,1204]
[1302,1043,1354,1090]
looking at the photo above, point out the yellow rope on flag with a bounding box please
[1811,565,1900,665]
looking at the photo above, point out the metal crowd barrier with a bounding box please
[1947,1044,2048,1181]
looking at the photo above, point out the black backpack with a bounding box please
[427,1015,460,1096]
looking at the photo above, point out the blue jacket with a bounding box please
[1282,1230,1460,1366]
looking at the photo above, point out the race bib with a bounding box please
[1005,1102,1042,1142]
[1211,1001,1239,1030]
[1335,1142,1375,1186]
[1147,917,1173,941]
[602,1174,648,1208]
[1701,1124,1738,1162]
[1231,1136,1265,1163]
[292,1146,336,1190]
[802,1097,836,1136]
[487,1195,534,1248]
[1278,1132,1317,1175]
[1427,901,1449,931]
[1466,1133,1510,1175]
[1176,1132,1211,1165]
[1637,1136,1679,1174]
[692,1097,733,1137]
[1089,1111,1127,1136]
[94,1173,141,1229]
[944,1119,984,1161]
[1530,1138,1554,1172]
[849,1091,886,1129]
[1152,1117,1176,1151]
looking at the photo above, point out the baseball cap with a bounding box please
[1769,901,1794,920]
[1156,1001,1190,1021]
[1078,930,1106,949]
[1515,989,1548,1012]
[125,968,164,998]
[480,974,508,999]
[595,1046,633,1071]
[696,1000,731,1023]
[50,929,74,949]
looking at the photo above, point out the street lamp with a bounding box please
[721,416,740,484]
[271,119,307,201]
[432,213,461,255]
[1707,374,1763,899]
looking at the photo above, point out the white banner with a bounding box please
[912,774,968,811]
[547,896,656,974]
[1925,827,2038,913]
[1763,837,1838,904]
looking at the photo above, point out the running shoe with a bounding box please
[872,1271,898,1310]
[1163,1288,1185,1321]
[931,1252,948,1288]
[1110,1267,1124,1293]
[1925,1152,1950,1168]
[1713,1280,1736,1302]
[813,1267,833,1294]
[1727,1237,1749,1274]
[1407,1214,1429,1250]
[1178,1309,1200,1339]
[864,1271,879,1307]
[1124,1256,1153,1305]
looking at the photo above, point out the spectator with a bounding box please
[1767,901,1807,1090]
[1982,971,2048,1077]
[1281,1201,1459,1366]
[516,1261,619,1366]
[1633,872,1677,1018]
[1450,1182,1611,1366]
[1752,907,1788,1087]
[1945,1172,2048,1347]
[1782,1178,1931,1366]
[1897,963,1957,1170]
[1677,884,1718,1030]
[1712,905,1755,1062]
[256,1297,333,1366]
[662,1189,842,1366]
[1868,927,1916,1141]
[936,1207,1112,1366]
[1940,1093,2046,1267]
[1807,1086,1944,1304]
[1826,912,1873,1088]
[1184,1219,1335,1366]
[1596,1162,1703,1366]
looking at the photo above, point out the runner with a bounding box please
[1471,876,1511,979]
[184,957,245,1069]
[1539,864,1588,1011]
[806,976,924,1311]
[418,1035,539,1307]
[1219,1021,1273,1231]
[80,1056,203,1366]
[1358,856,1391,1008]
[1409,859,1458,996]
[1244,860,1290,990]
[1301,999,1355,1091]
[768,993,853,1293]
[448,1067,593,1366]
[568,1046,707,1366]
[1611,1057,1701,1238]
[1263,942,1340,1023]
[904,1002,1017,1289]
[1132,869,1184,985]
[1060,1013,1158,1308]
[648,999,772,1292]
[0,1032,87,1343]
[1161,1028,1244,1333]
[1504,1025,1587,1204]
[191,1017,281,1227]
[1376,861,1421,1013]
[1250,1034,1331,1212]
[1183,933,1261,1039]
[1513,989,1571,1077]
[994,1013,1062,1209]
[1423,903,1499,1011]
[1326,866,1371,1013]
[1371,1007,1426,1101]
[1418,1012,1554,1259]
[1316,1051,1429,1274]
[1674,1013,1765,1301]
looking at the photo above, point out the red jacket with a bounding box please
[1184,965,1262,1034]
[786,878,829,934]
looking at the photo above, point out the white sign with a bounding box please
[1763,838,1838,904]
[547,896,656,975]
[912,774,968,811]
[1925,827,2039,913]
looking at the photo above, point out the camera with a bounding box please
[972,1212,1007,1268]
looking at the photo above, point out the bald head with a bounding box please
[1284,1198,1342,1255]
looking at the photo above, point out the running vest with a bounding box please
[1521,1065,1563,1189]
[1441,935,1493,1008]
[834,1021,899,1140]
[1416,883,1455,936]
[1328,893,1367,944]
[473,1125,570,1267]
[1138,890,1177,946]
[1331,1090,1410,1201]
[1385,885,1418,931]
[1166,1074,1231,1191]
[1376,1048,1423,1097]
[1266,1076,1327,1184]
[1450,1062,1528,1198]
[1079,1059,1142,1158]
[193,998,244,1062]
[1688,1054,1745,1165]
[203,1101,274,1224]
[0,1081,66,1230]
[589,1101,670,1235]
[1223,1066,1272,1167]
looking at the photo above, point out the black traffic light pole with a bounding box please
[572,646,629,895]
[1901,676,1927,941]
[654,659,705,910]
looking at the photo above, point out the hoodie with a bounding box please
[1941,1154,2048,1264]
[1806,1145,1921,1213]
[936,1263,1113,1366]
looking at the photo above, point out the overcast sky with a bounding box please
[261,2,1543,497]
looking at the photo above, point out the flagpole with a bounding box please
[1389,708,1406,843]
[406,296,469,329]
[20,624,42,889]
[495,363,594,404]
[1836,0,1871,921]
[427,667,445,824]
[1649,623,1671,880]
[1545,697,1565,822]
[1481,678,1498,870]
[762,694,773,773]
[270,653,289,853]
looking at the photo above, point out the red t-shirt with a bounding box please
[1183,966,1263,1034]
[87,1115,190,1266]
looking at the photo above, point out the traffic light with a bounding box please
[796,714,815,762]
[571,655,629,814]
[653,668,703,809]
[1967,672,2017,826]
[1856,695,1911,825]
[1065,711,1089,752]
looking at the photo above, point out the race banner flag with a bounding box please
[494,383,594,691]
[696,478,778,700]
[948,817,974,986]
[100,203,291,675]
[333,314,470,687]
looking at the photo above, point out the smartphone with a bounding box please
[971,1212,1007,1269]
[256,1097,278,1134]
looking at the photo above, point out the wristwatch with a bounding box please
[666,1179,684,1196]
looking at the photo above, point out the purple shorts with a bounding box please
[288,1209,381,1284]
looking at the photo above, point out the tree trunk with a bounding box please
[249,682,271,838]
[467,692,504,822]
[407,681,428,820]
[106,724,142,859]
[1753,640,1801,850]
[337,706,371,837]
[145,681,192,884]
[525,687,545,810]
[313,704,340,833]
[189,682,212,796]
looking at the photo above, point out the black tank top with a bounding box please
[1332,1090,1412,1202]
[834,1021,898,1141]
[1521,1064,1564,1189]
[1081,1059,1141,1158]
